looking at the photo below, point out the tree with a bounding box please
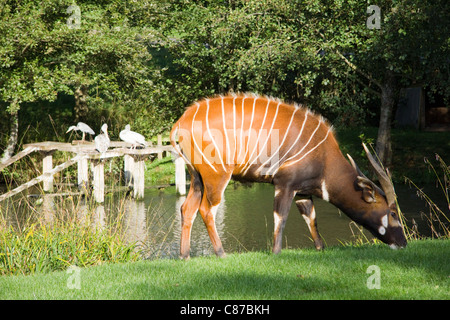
[0,0,162,160]
[327,0,450,165]
[159,0,372,126]
[161,0,450,166]
[0,1,70,161]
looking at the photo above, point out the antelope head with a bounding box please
[347,144,407,249]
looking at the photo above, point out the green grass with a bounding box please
[0,213,140,276]
[1,239,448,300]
[145,156,176,185]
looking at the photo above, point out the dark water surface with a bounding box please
[1,181,445,258]
[135,182,444,258]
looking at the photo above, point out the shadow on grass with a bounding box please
[1,240,447,299]
[119,240,449,300]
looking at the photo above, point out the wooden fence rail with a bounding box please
[0,154,84,202]
[0,146,37,172]
[0,140,186,203]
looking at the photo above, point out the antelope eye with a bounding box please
[390,211,397,219]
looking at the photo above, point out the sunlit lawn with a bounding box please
[1,239,448,300]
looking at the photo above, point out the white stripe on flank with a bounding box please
[265,111,309,176]
[232,96,237,163]
[283,127,331,168]
[283,118,322,163]
[206,99,227,172]
[241,97,257,167]
[256,107,298,174]
[246,100,282,175]
[237,96,247,163]
[221,96,231,165]
[191,103,217,173]
[242,98,271,175]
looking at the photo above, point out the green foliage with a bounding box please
[0,0,449,153]
[159,0,449,127]
[0,0,174,147]
[145,156,175,185]
[162,0,376,124]
[0,210,139,276]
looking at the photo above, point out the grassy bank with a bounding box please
[1,239,448,300]
[145,156,176,186]
[0,208,140,276]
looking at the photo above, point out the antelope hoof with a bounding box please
[180,251,190,260]
[215,248,227,258]
[314,239,324,251]
[272,246,282,255]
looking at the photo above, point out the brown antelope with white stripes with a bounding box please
[170,93,407,259]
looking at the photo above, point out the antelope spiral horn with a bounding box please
[362,143,397,206]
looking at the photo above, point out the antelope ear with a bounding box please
[357,176,376,203]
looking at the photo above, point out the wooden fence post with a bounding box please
[41,151,54,192]
[132,155,145,199]
[77,156,89,190]
[0,154,83,202]
[157,134,163,159]
[92,159,104,203]
[124,154,134,187]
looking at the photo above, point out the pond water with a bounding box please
[1,181,446,259]
[137,182,446,258]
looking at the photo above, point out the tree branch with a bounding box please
[334,49,383,90]
[317,31,383,91]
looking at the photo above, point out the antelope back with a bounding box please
[173,93,334,178]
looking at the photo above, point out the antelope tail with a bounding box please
[170,117,192,165]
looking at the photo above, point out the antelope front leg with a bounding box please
[295,198,324,250]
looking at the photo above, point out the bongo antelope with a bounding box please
[170,93,407,259]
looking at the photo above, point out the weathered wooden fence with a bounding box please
[0,140,186,203]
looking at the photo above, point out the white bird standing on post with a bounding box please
[95,124,110,154]
[119,124,147,149]
[66,122,95,141]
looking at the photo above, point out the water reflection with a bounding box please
[2,182,446,258]
[73,198,106,228]
[40,194,55,225]
[172,196,226,257]
[140,194,227,258]
[123,198,147,247]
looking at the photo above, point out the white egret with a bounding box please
[95,124,110,154]
[119,124,147,149]
[66,122,95,141]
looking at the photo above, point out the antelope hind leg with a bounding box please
[295,198,324,250]
[179,167,203,259]
[197,172,232,258]
[198,193,226,258]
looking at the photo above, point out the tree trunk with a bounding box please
[376,70,396,167]
[74,85,88,122]
[1,109,19,163]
